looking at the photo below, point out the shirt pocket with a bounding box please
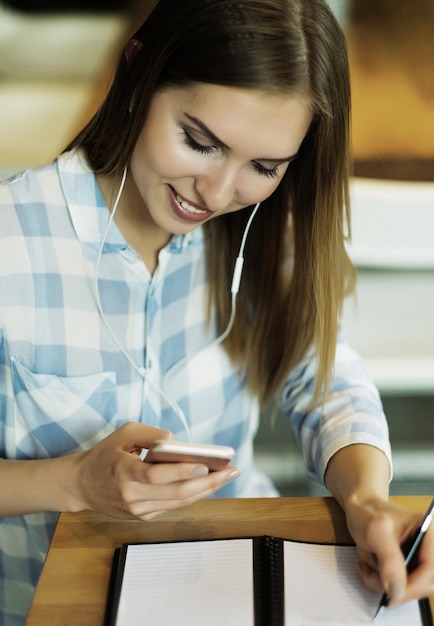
[10,357,118,458]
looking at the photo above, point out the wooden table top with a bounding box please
[25,495,433,625]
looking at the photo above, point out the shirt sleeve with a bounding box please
[280,330,392,484]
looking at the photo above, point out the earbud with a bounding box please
[231,202,260,295]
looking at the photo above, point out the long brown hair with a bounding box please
[68,0,354,406]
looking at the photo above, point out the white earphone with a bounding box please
[95,168,260,439]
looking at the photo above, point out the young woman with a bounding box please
[0,0,432,623]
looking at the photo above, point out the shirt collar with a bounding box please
[57,149,204,260]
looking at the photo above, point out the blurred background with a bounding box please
[0,0,433,495]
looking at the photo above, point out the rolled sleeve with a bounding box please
[280,334,392,484]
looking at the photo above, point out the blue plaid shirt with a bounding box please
[0,150,391,624]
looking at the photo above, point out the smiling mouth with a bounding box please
[175,192,209,215]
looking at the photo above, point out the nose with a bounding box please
[194,164,238,212]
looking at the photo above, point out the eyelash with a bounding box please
[182,130,217,155]
[181,129,280,179]
[252,162,279,179]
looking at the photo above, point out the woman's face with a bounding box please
[129,83,312,236]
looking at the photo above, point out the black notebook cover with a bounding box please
[104,536,433,626]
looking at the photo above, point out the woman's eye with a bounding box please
[182,128,279,179]
[182,129,217,155]
[252,162,280,179]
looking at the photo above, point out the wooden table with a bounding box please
[25,496,433,625]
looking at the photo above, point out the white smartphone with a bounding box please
[142,440,235,471]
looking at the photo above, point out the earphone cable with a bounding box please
[165,201,261,374]
[94,168,191,438]
[94,174,260,440]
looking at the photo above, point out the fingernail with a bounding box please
[388,582,405,601]
[224,469,240,481]
[193,465,209,477]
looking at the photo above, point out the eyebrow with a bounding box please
[184,113,299,164]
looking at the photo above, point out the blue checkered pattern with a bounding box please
[0,150,391,624]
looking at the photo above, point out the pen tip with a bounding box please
[373,605,383,621]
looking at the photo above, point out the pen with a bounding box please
[373,496,434,621]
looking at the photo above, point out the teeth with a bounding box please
[176,194,206,215]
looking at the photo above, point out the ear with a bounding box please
[125,39,143,62]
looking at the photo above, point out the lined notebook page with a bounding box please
[115,539,254,625]
[283,542,424,625]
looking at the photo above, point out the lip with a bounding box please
[167,186,213,223]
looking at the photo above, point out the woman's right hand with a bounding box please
[0,422,240,519]
[71,422,240,520]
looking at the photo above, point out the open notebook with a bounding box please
[104,537,433,626]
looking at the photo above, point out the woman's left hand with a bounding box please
[345,496,434,606]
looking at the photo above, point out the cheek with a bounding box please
[132,132,203,182]
[131,132,163,178]
[257,167,289,202]
[238,160,289,204]
[238,174,283,206]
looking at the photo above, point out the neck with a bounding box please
[96,172,170,274]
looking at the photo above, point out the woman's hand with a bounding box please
[325,444,434,607]
[72,422,240,521]
[345,496,434,606]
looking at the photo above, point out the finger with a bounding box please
[392,528,434,605]
[141,465,240,494]
[365,515,407,602]
[356,547,378,571]
[117,453,210,488]
[131,481,233,520]
[357,562,385,594]
[404,564,434,604]
[117,422,174,453]
[142,457,241,484]
[142,460,210,483]
[121,467,240,517]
